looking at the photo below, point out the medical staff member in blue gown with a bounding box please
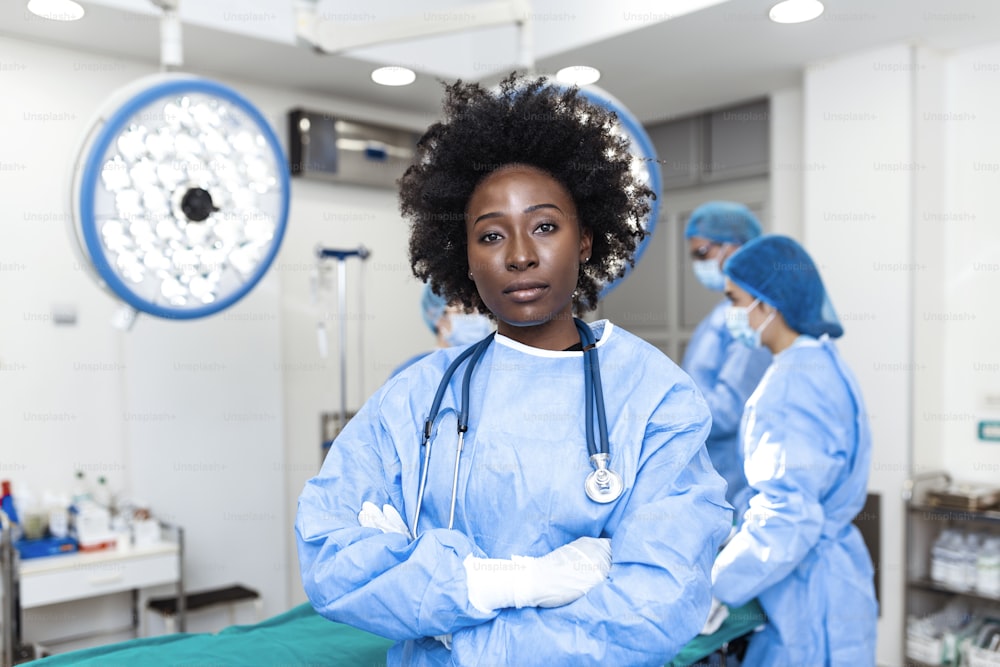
[296,74,732,666]
[390,283,495,378]
[710,234,877,666]
[682,202,772,516]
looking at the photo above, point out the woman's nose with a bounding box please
[506,232,538,271]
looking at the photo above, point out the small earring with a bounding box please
[468,272,474,280]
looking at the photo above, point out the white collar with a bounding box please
[494,320,614,358]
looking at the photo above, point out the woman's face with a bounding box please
[724,279,776,331]
[465,165,592,348]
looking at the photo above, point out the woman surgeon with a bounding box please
[711,234,878,666]
[296,74,731,666]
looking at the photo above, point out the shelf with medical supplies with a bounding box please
[908,577,1000,604]
[903,472,1000,667]
[1,520,185,666]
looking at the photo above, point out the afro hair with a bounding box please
[399,73,654,314]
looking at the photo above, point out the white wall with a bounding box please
[939,42,1000,483]
[0,33,436,644]
[911,48,948,477]
[803,43,920,665]
[768,87,804,240]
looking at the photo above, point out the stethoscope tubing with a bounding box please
[575,318,610,459]
[449,338,493,529]
[412,319,613,537]
[413,335,494,537]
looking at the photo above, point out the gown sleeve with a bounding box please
[295,381,498,640]
[448,380,732,666]
[711,361,847,607]
[699,340,770,438]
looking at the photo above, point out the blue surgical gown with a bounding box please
[296,320,732,666]
[389,351,433,380]
[712,336,877,666]
[682,300,771,515]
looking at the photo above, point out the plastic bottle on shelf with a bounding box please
[1,480,20,523]
[931,530,951,584]
[962,533,982,591]
[931,529,948,584]
[934,529,963,588]
[43,491,70,539]
[0,480,22,541]
[943,530,966,590]
[93,476,112,510]
[71,470,93,508]
[977,537,1000,597]
[16,485,46,540]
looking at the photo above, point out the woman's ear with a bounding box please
[579,228,593,263]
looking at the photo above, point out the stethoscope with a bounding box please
[411,318,624,537]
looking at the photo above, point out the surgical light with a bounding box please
[556,66,601,87]
[71,73,290,323]
[768,0,824,24]
[27,0,84,21]
[371,66,416,87]
[567,84,661,296]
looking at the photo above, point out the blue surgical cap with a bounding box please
[723,235,843,338]
[684,201,762,245]
[421,283,447,334]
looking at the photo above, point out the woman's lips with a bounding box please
[504,282,548,302]
[506,287,546,302]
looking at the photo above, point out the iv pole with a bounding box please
[315,245,370,437]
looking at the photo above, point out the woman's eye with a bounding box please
[481,232,502,243]
[536,222,556,233]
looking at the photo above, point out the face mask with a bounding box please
[693,258,726,292]
[724,299,776,349]
[444,313,494,347]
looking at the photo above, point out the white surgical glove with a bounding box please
[433,633,452,650]
[700,597,729,635]
[358,501,411,538]
[463,536,611,613]
[721,523,739,548]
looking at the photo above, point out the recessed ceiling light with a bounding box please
[27,0,85,21]
[556,66,601,86]
[371,66,416,87]
[768,0,824,24]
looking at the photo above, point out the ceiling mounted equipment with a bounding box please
[69,1,290,327]
[70,73,290,325]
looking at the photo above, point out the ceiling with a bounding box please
[3,0,1000,125]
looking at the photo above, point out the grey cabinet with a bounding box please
[647,99,770,191]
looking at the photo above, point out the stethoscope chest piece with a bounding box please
[585,453,624,503]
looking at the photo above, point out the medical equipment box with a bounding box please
[906,635,943,664]
[926,483,1000,511]
[288,108,419,189]
[15,536,78,560]
[969,646,1000,667]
